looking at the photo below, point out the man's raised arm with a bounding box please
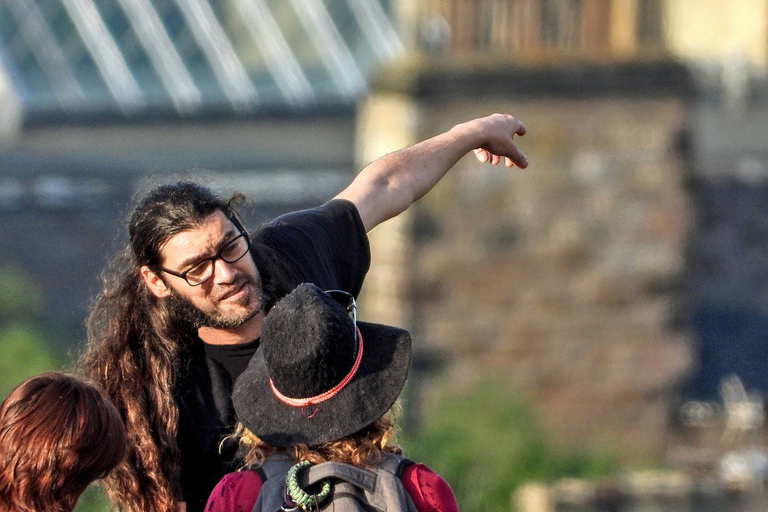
[335,113,528,232]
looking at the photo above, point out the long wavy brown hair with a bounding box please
[235,413,402,470]
[77,182,289,512]
[0,372,127,512]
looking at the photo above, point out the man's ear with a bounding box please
[140,266,172,298]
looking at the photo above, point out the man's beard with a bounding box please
[167,275,268,330]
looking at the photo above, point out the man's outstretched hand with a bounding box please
[469,113,528,168]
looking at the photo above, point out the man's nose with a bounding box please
[211,257,237,284]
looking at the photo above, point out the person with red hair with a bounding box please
[0,372,127,512]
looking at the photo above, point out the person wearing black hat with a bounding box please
[204,283,459,512]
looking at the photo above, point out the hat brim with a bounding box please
[232,321,411,448]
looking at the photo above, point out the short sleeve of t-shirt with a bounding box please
[401,463,460,512]
[205,471,262,512]
[254,199,370,297]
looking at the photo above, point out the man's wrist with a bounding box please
[449,119,485,153]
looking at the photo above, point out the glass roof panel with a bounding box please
[0,0,402,120]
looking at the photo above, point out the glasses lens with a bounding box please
[184,261,213,285]
[220,234,250,263]
[181,233,249,286]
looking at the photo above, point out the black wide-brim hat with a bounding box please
[232,283,412,448]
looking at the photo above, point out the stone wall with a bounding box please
[359,61,696,460]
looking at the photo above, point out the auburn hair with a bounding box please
[235,414,402,470]
[0,372,127,512]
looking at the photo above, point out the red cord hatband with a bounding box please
[270,327,364,407]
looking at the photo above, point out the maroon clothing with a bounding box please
[205,462,460,512]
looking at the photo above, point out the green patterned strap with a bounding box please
[285,461,331,510]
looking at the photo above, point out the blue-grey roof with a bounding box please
[0,0,403,121]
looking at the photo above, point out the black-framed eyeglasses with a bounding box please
[160,231,251,286]
[325,289,357,342]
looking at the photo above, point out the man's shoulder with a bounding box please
[261,199,360,231]
[253,199,365,252]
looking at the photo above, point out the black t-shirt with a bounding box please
[204,338,260,383]
[174,199,370,512]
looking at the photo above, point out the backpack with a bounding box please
[250,452,420,512]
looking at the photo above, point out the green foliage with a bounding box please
[0,266,43,316]
[75,484,114,512]
[0,265,61,398]
[400,379,616,512]
[0,323,60,398]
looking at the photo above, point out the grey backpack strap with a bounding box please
[301,462,377,491]
[363,453,419,512]
[250,454,295,512]
[250,453,295,482]
[300,453,413,488]
[314,453,419,512]
[376,453,414,477]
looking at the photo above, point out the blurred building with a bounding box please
[1,0,768,461]
[356,0,768,460]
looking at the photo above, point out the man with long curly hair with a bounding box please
[77,113,528,512]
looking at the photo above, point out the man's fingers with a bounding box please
[508,148,528,168]
[475,148,528,168]
[474,148,490,163]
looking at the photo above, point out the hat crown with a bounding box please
[232,282,412,448]
[261,283,357,399]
